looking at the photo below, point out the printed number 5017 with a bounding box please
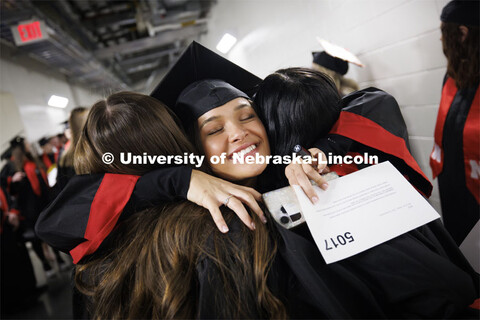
[325,232,354,250]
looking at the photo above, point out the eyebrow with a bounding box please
[199,101,252,129]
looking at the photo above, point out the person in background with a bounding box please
[55,107,88,192]
[0,136,52,274]
[430,0,479,248]
[48,135,62,159]
[0,183,38,317]
[38,137,56,172]
[311,51,359,96]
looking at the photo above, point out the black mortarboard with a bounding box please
[312,51,349,75]
[9,136,25,149]
[441,0,480,26]
[38,137,49,146]
[151,41,262,127]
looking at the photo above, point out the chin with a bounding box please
[234,163,267,181]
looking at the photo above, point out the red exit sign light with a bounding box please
[11,20,49,46]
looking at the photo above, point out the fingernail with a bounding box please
[221,225,229,233]
[261,216,267,224]
[251,222,256,230]
[312,196,319,203]
[321,183,329,190]
[319,167,324,173]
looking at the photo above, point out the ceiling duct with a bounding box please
[1,0,215,89]
[0,0,129,91]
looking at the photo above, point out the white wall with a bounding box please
[0,50,103,150]
[200,0,449,213]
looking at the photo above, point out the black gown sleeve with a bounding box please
[35,166,192,253]
[125,165,192,213]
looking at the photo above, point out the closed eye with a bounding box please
[207,127,223,135]
[240,114,255,121]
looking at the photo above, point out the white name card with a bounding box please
[293,161,440,264]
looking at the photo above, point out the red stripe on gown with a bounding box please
[70,173,140,263]
[430,78,458,179]
[330,111,432,197]
[463,86,480,203]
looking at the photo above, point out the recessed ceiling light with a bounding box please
[48,95,68,108]
[216,33,237,54]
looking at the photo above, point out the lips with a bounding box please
[228,143,258,159]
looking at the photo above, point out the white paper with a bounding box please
[459,220,480,274]
[293,161,440,264]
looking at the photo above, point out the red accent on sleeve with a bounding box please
[9,209,20,215]
[430,78,458,179]
[470,298,480,310]
[0,189,9,213]
[70,174,140,264]
[330,111,432,197]
[463,86,480,203]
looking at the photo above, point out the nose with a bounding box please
[228,122,247,143]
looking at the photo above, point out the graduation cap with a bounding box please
[441,0,479,26]
[1,135,24,159]
[9,136,25,149]
[315,38,365,68]
[312,51,349,75]
[38,136,50,147]
[151,41,262,128]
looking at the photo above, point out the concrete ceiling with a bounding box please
[0,0,214,91]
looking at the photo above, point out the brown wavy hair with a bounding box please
[73,92,286,319]
[441,22,479,89]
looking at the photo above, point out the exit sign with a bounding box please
[11,20,49,46]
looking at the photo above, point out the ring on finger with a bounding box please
[223,195,234,207]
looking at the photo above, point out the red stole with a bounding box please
[23,161,47,197]
[430,78,480,203]
[42,153,52,169]
[70,174,140,264]
[329,111,431,197]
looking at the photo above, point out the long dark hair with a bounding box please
[254,68,341,157]
[74,92,286,319]
[441,22,479,89]
[254,68,341,189]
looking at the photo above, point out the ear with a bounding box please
[459,25,469,42]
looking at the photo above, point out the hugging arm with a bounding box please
[36,166,264,254]
[131,168,265,231]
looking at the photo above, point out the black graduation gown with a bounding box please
[195,215,478,319]
[0,186,37,316]
[35,166,192,255]
[1,160,49,232]
[430,78,479,245]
